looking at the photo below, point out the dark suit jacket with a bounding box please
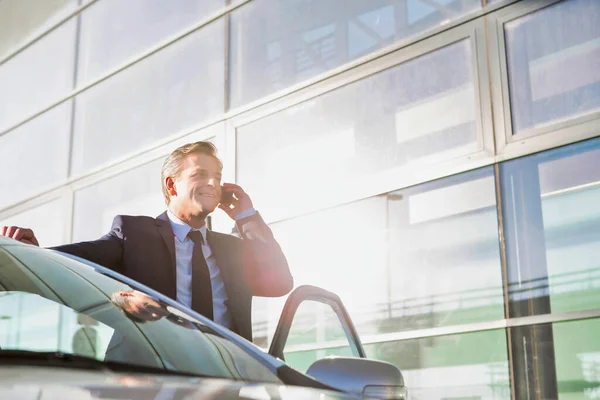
[52,211,292,342]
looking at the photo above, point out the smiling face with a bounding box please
[166,153,222,224]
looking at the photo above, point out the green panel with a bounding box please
[553,319,600,400]
[365,330,510,400]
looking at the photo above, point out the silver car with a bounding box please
[0,236,406,399]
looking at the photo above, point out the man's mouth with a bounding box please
[199,193,215,198]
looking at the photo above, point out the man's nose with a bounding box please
[207,177,217,187]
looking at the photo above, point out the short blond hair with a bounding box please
[161,141,222,205]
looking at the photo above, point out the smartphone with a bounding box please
[220,187,234,204]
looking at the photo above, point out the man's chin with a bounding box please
[195,204,217,216]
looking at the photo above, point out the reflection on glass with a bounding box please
[237,39,479,222]
[0,292,114,359]
[77,0,223,84]
[288,301,349,344]
[72,18,224,175]
[230,0,481,107]
[0,245,281,382]
[500,137,600,317]
[0,200,66,248]
[385,167,504,333]
[553,319,600,399]
[365,330,510,400]
[0,19,76,132]
[283,301,353,372]
[0,0,77,59]
[0,102,71,210]
[258,167,504,344]
[72,159,164,242]
[505,0,600,132]
[509,319,600,400]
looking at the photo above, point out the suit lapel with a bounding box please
[206,230,235,287]
[207,230,251,339]
[155,211,176,274]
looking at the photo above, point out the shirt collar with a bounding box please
[166,210,207,243]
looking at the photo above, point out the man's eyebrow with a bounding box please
[191,168,221,176]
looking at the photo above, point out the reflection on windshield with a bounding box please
[0,291,114,359]
[0,245,280,384]
[110,289,200,330]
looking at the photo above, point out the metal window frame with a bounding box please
[0,0,99,68]
[1,0,599,366]
[0,122,221,226]
[227,17,497,224]
[0,0,524,225]
[0,0,520,142]
[0,0,252,139]
[488,0,600,161]
[282,308,600,353]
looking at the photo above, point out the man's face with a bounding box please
[170,153,222,216]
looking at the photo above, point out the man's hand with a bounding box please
[0,226,40,246]
[218,183,254,220]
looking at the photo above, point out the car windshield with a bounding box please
[0,239,280,383]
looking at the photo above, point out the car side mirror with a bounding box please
[307,356,407,400]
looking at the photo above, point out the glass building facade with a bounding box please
[0,0,599,398]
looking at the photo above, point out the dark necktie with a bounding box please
[187,230,213,320]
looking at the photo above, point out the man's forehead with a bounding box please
[182,153,222,171]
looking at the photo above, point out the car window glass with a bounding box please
[0,245,280,383]
[0,291,115,359]
[283,300,353,373]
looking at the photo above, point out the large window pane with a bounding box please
[237,40,479,222]
[230,0,481,107]
[0,102,71,209]
[72,159,165,242]
[77,0,223,85]
[0,199,67,247]
[505,0,600,132]
[72,19,225,175]
[553,319,600,399]
[365,330,510,400]
[0,19,76,132]
[500,137,600,317]
[508,319,600,400]
[254,167,504,344]
[0,0,77,60]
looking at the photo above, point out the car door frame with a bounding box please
[268,285,367,361]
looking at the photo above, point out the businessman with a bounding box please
[1,141,293,341]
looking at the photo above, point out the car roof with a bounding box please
[0,238,288,372]
[0,236,25,246]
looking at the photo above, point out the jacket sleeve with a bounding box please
[237,212,293,297]
[50,215,125,272]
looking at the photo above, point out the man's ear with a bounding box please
[165,176,177,198]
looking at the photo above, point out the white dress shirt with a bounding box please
[167,210,232,328]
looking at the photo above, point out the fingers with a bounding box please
[0,226,39,246]
[218,203,236,219]
[218,203,233,213]
[5,226,17,238]
[221,183,246,195]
